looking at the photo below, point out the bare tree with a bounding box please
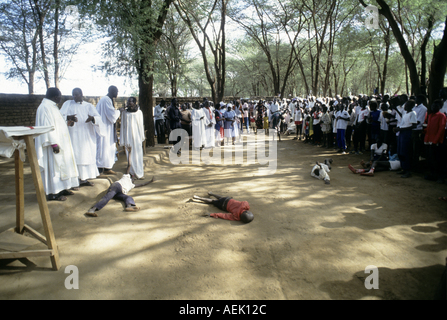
[174,0,227,104]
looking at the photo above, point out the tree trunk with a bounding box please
[372,0,421,95]
[428,16,447,104]
[33,0,50,89]
[420,15,435,97]
[53,2,60,88]
[381,27,390,95]
[139,62,155,148]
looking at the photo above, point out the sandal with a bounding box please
[80,180,95,187]
[125,206,140,212]
[438,197,447,202]
[85,208,98,217]
[47,194,67,201]
[59,190,75,196]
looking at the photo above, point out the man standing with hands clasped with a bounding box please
[120,97,145,180]
[60,88,105,188]
[96,86,121,175]
[35,88,80,201]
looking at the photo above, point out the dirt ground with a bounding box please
[0,133,446,300]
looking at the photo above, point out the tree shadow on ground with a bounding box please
[319,264,446,300]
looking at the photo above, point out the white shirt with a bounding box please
[412,104,427,130]
[154,104,165,120]
[117,174,135,194]
[399,110,417,129]
[294,108,303,122]
[270,103,279,113]
[335,110,349,130]
[440,100,447,115]
[371,143,388,156]
[379,111,388,131]
[355,108,370,125]
[440,100,447,129]
[395,105,405,127]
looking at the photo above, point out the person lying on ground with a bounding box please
[348,159,401,177]
[192,192,254,223]
[85,174,154,217]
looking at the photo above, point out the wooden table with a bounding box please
[0,133,60,271]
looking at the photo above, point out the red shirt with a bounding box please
[424,112,446,145]
[210,199,250,221]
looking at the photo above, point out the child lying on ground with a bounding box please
[192,192,254,223]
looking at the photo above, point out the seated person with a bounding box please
[192,192,254,223]
[360,139,388,169]
[348,158,401,177]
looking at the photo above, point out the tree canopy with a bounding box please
[1,0,446,102]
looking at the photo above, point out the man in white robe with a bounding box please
[203,101,216,148]
[120,97,145,179]
[60,88,105,187]
[96,86,121,175]
[191,102,207,150]
[35,88,79,201]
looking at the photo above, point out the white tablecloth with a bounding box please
[0,126,55,161]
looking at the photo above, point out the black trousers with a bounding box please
[211,197,232,211]
[155,119,165,144]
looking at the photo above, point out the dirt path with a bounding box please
[0,134,446,300]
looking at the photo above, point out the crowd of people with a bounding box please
[154,97,293,151]
[155,88,447,182]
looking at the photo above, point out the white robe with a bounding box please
[191,108,207,148]
[60,100,105,181]
[311,163,331,182]
[96,96,120,169]
[120,109,145,179]
[203,107,216,148]
[34,98,79,195]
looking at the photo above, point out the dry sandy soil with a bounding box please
[0,133,446,300]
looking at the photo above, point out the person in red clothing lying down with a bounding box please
[193,192,254,223]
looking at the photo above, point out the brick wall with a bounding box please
[0,94,129,127]
[0,94,275,127]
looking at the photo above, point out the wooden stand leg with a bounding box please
[15,150,25,234]
[24,136,60,271]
